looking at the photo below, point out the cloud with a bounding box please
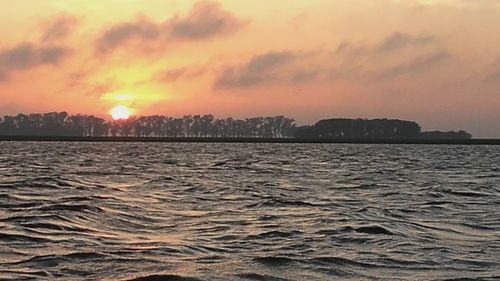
[486,70,500,82]
[95,1,245,54]
[0,42,71,81]
[331,32,448,81]
[337,32,436,56]
[290,70,320,83]
[376,32,434,53]
[66,70,117,98]
[214,51,296,89]
[394,0,500,9]
[485,65,500,83]
[377,50,449,78]
[83,81,117,97]
[167,1,244,40]
[154,66,207,83]
[41,14,79,42]
[96,18,160,53]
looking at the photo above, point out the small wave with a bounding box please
[9,252,108,266]
[127,274,204,281]
[0,201,43,209]
[247,198,324,208]
[18,177,74,189]
[420,201,453,206]
[248,230,302,239]
[236,273,292,281]
[311,256,376,268]
[460,223,496,231]
[253,256,297,267]
[35,203,104,213]
[343,225,394,235]
[0,214,70,224]
[443,189,491,198]
[212,161,227,167]
[257,215,279,221]
[147,176,176,184]
[0,269,51,278]
[21,222,71,232]
[0,232,51,243]
[439,277,500,281]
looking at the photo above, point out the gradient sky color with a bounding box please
[1,0,500,137]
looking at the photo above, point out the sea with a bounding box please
[0,142,499,281]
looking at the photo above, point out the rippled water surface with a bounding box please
[0,142,499,281]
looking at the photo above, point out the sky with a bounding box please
[1,0,500,137]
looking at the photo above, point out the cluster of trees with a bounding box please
[294,118,422,139]
[0,112,296,138]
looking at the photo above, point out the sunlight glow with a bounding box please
[111,105,131,120]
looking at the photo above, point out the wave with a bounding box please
[1,142,499,280]
[127,274,204,281]
[343,225,394,235]
[236,273,292,281]
[253,256,297,267]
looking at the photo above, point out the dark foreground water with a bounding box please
[0,142,499,281]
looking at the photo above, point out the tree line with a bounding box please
[0,112,472,139]
[0,112,296,138]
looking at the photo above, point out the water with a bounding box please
[0,142,499,281]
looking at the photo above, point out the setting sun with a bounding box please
[111,105,131,120]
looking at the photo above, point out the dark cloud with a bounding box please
[337,32,436,56]
[377,51,449,78]
[214,51,296,89]
[332,33,448,81]
[96,1,245,54]
[96,19,160,53]
[167,1,244,40]
[0,42,71,81]
[0,43,69,69]
[486,69,500,82]
[41,14,78,42]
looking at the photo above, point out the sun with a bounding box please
[111,105,131,120]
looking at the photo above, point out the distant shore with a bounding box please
[0,136,499,145]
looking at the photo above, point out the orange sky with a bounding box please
[1,0,500,137]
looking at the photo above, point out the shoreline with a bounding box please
[0,136,499,145]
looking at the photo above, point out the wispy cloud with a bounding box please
[485,59,500,83]
[376,32,435,53]
[337,32,436,56]
[214,51,297,89]
[0,42,71,81]
[376,50,449,78]
[40,14,79,42]
[95,1,245,54]
[154,66,207,83]
[96,18,159,53]
[167,1,244,40]
[331,32,449,81]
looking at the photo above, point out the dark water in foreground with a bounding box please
[0,142,499,281]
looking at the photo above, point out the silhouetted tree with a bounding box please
[294,118,422,139]
[0,112,297,138]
